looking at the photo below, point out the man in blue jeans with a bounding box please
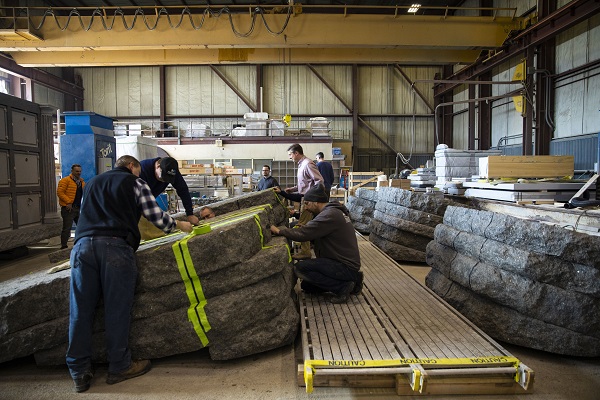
[270,184,363,303]
[66,155,192,393]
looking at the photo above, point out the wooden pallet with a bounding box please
[298,235,534,395]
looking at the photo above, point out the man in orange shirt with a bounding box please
[57,164,85,249]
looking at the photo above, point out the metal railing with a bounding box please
[53,119,350,140]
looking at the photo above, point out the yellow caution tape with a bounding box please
[411,367,422,392]
[303,356,520,393]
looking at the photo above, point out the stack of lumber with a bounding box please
[464,155,580,204]
[0,190,298,365]
[426,205,600,356]
[479,155,574,179]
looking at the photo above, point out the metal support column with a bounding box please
[523,47,534,155]
[468,84,476,150]
[478,72,492,150]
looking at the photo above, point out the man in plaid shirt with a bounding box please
[66,155,192,393]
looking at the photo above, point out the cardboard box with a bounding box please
[388,179,411,189]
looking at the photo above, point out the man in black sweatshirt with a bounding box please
[270,184,363,303]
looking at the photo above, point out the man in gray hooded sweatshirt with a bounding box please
[270,184,363,303]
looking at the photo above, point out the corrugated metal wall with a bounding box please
[451,84,470,149]
[554,13,600,138]
[33,84,64,111]
[167,65,256,117]
[550,134,598,171]
[76,64,440,158]
[76,67,160,117]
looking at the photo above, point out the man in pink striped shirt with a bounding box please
[285,143,324,260]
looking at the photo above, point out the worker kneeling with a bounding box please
[271,184,363,303]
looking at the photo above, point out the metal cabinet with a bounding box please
[0,93,59,252]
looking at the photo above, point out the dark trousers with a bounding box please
[66,236,137,378]
[294,257,361,295]
[60,206,80,247]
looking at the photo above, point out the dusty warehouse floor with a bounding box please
[0,241,599,400]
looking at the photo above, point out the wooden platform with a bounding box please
[298,235,534,395]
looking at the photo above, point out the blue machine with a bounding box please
[60,112,116,183]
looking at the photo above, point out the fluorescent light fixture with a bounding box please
[408,4,421,13]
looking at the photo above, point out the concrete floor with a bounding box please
[1,240,599,399]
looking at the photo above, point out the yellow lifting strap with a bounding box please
[303,356,521,393]
[172,202,292,346]
[172,224,212,347]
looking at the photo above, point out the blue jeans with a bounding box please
[66,236,138,379]
[294,258,360,295]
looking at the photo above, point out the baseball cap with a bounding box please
[159,157,178,183]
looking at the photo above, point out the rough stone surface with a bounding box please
[0,268,70,336]
[1,191,297,366]
[375,201,443,228]
[444,206,600,268]
[47,248,72,264]
[0,221,62,253]
[351,221,371,234]
[427,242,600,338]
[355,187,378,202]
[370,217,433,251]
[209,301,299,361]
[377,187,452,216]
[347,194,377,234]
[426,269,600,357]
[369,232,426,262]
[434,224,600,297]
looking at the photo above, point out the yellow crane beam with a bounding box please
[0,14,521,66]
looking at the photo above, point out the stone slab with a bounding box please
[426,269,600,357]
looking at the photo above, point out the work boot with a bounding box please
[351,271,364,295]
[329,281,355,304]
[73,370,93,393]
[106,360,152,385]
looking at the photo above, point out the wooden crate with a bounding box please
[479,156,574,179]
[349,171,383,191]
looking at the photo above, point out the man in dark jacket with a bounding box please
[270,184,363,303]
[139,157,200,226]
[66,155,192,393]
[256,165,279,191]
[315,152,335,195]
